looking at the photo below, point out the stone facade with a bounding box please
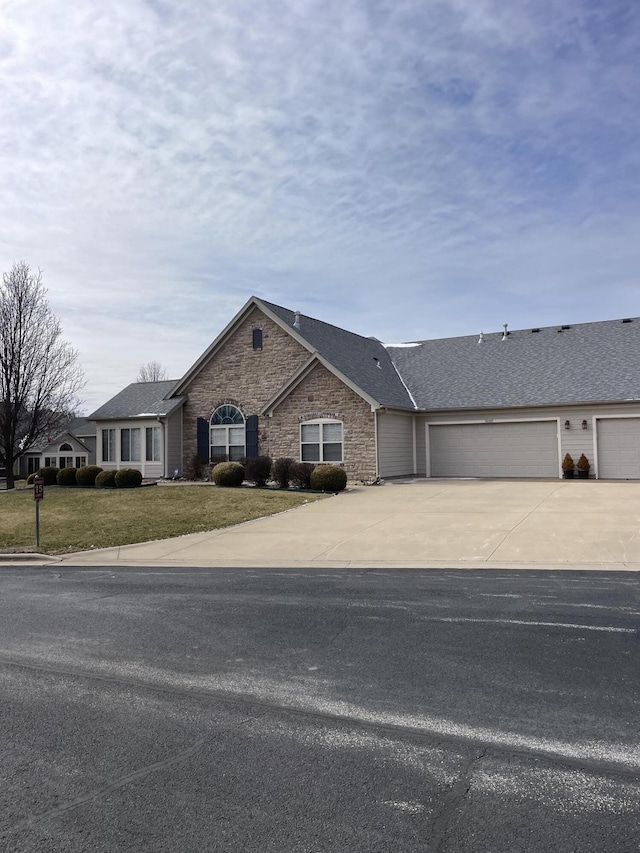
[181,306,378,482]
[267,363,377,482]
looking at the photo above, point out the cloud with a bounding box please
[1,0,639,409]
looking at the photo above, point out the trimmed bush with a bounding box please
[273,457,295,489]
[76,465,103,486]
[310,464,347,492]
[115,468,143,489]
[95,469,117,489]
[56,467,78,486]
[212,461,245,487]
[576,453,590,471]
[37,466,60,486]
[244,455,272,488]
[290,462,315,490]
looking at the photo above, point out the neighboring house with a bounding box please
[18,418,97,478]
[88,381,185,479]
[91,298,640,481]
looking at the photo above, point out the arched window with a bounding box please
[60,442,73,451]
[210,405,245,462]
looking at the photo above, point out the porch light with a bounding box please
[582,420,588,430]
[564,420,570,430]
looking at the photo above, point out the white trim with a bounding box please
[299,418,344,464]
[424,417,562,479]
[412,415,417,475]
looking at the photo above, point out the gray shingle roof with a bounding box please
[88,381,185,420]
[66,417,96,437]
[387,317,640,410]
[262,300,415,409]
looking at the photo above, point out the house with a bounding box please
[18,418,97,478]
[89,298,640,481]
[88,381,185,479]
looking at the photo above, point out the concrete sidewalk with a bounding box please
[41,478,640,571]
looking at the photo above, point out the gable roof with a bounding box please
[26,430,92,455]
[66,417,96,437]
[88,381,186,421]
[169,296,415,409]
[260,300,415,409]
[387,317,640,410]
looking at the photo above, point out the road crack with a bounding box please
[428,749,486,852]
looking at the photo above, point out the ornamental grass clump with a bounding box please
[310,464,347,492]
[114,468,143,489]
[244,455,272,488]
[76,465,103,487]
[56,467,78,486]
[95,469,117,489]
[212,461,245,487]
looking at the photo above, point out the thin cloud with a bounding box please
[1,0,639,409]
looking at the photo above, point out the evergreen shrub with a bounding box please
[76,465,103,486]
[212,461,245,487]
[115,468,143,489]
[95,470,117,489]
[310,465,347,492]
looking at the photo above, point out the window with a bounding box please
[44,457,54,468]
[102,429,116,462]
[300,420,343,463]
[27,457,40,474]
[121,428,141,462]
[146,427,161,462]
[75,456,86,468]
[60,443,73,452]
[210,405,245,462]
[59,456,73,469]
[252,328,263,350]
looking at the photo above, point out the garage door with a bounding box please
[429,422,558,478]
[597,418,640,479]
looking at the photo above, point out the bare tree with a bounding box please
[136,361,168,382]
[0,262,84,488]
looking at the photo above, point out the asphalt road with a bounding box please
[0,566,638,852]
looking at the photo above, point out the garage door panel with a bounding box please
[430,422,558,478]
[597,419,640,479]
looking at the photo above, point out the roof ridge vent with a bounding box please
[561,324,570,330]
[531,328,540,333]
[622,318,632,323]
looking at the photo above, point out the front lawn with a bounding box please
[0,485,326,554]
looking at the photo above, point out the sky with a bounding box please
[1,0,639,413]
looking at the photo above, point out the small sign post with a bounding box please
[33,475,44,547]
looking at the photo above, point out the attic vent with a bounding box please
[373,357,382,370]
[561,325,570,330]
[622,318,632,323]
[293,311,301,330]
[531,328,540,333]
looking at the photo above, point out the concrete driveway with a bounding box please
[59,479,640,570]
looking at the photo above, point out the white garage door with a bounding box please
[597,418,640,479]
[429,421,559,478]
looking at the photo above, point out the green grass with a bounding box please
[0,485,326,555]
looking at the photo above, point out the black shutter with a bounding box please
[197,418,209,461]
[245,415,258,459]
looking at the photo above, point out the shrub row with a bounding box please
[26,465,142,489]
[211,456,347,492]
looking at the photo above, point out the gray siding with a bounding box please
[166,408,183,476]
[420,402,640,479]
[377,412,415,478]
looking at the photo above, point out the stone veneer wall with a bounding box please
[181,307,378,482]
[267,363,377,482]
[182,307,309,465]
